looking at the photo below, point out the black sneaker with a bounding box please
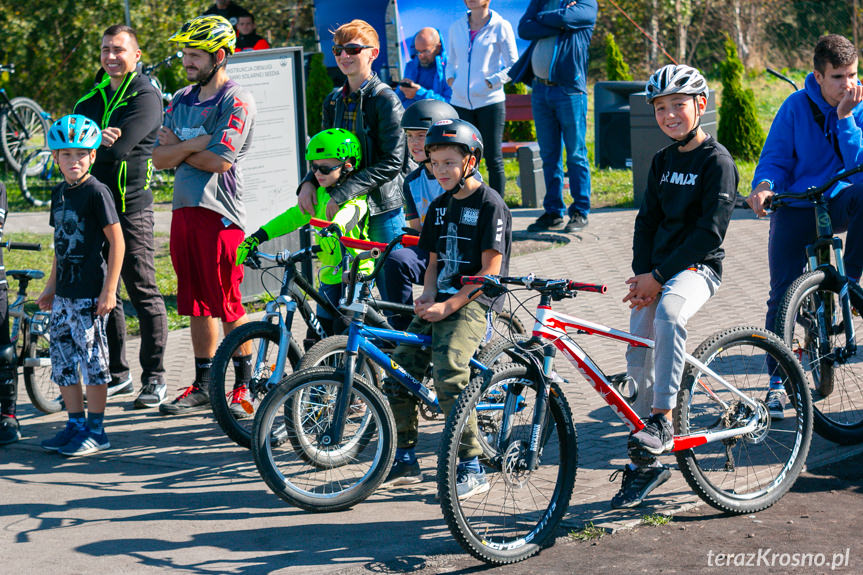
[381,460,422,487]
[610,465,671,508]
[629,413,674,455]
[159,384,210,415]
[564,213,589,233]
[135,381,168,409]
[0,415,20,445]
[526,212,564,232]
[107,375,134,398]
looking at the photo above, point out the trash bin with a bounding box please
[518,143,546,209]
[594,81,645,169]
[629,90,718,205]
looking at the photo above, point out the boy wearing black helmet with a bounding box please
[610,64,738,509]
[382,119,511,498]
[381,99,459,330]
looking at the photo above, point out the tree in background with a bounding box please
[0,0,318,117]
[605,33,633,81]
[717,34,765,161]
[305,53,333,136]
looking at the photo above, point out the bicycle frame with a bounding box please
[531,304,762,451]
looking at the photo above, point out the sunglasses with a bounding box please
[332,43,374,56]
[311,161,345,175]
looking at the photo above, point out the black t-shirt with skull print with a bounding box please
[49,177,119,298]
[419,182,512,312]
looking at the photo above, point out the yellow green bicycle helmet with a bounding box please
[170,15,236,54]
[306,129,362,165]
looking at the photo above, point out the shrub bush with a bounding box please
[305,52,333,136]
[717,35,765,161]
[605,33,632,81]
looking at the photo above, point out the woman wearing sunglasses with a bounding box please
[297,19,407,303]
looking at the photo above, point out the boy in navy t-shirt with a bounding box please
[37,114,125,457]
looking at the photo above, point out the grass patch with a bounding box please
[641,513,672,526]
[570,521,606,542]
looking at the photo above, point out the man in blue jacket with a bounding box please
[748,34,863,411]
[510,0,597,233]
[397,28,452,106]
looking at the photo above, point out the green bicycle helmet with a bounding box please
[306,128,362,165]
[170,15,236,55]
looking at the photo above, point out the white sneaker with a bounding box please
[457,469,489,500]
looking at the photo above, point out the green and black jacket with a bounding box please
[73,64,162,213]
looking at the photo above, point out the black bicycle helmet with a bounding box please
[401,99,459,131]
[424,118,484,164]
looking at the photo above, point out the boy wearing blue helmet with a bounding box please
[36,114,125,457]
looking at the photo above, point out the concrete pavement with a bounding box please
[2,206,862,574]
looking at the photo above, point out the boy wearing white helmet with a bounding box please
[611,64,739,508]
[37,114,125,457]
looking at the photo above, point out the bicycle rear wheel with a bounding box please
[209,322,302,448]
[0,97,49,173]
[252,366,394,512]
[676,326,812,514]
[18,149,58,207]
[776,270,863,444]
[22,327,57,414]
[438,363,577,565]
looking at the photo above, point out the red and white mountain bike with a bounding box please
[437,274,813,565]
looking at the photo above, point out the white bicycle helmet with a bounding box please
[645,64,708,104]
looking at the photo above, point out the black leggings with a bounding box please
[454,102,506,196]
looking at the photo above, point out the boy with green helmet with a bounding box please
[236,128,372,335]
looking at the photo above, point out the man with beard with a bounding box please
[152,15,257,415]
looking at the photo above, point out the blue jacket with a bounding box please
[753,73,863,206]
[509,0,597,94]
[397,29,452,106]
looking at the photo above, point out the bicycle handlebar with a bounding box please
[461,274,607,295]
[2,241,41,251]
[309,218,420,248]
[771,163,863,207]
[0,64,14,74]
[245,245,321,268]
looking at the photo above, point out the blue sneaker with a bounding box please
[58,428,110,457]
[457,467,489,500]
[41,421,81,452]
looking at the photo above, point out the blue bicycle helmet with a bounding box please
[47,114,102,150]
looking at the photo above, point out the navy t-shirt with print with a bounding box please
[49,177,119,299]
[419,182,512,312]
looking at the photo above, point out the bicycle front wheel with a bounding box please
[209,322,302,448]
[252,366,394,512]
[438,363,577,565]
[22,326,59,414]
[18,149,57,207]
[776,270,863,444]
[0,97,49,173]
[676,326,812,514]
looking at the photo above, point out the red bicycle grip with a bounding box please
[567,281,607,294]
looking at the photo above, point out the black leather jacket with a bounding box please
[303,73,406,215]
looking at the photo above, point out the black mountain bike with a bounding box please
[772,164,863,444]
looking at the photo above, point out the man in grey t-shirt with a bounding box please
[152,15,257,415]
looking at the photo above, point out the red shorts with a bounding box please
[170,207,246,322]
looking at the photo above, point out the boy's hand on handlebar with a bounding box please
[623,273,661,309]
[747,184,774,218]
[236,235,261,266]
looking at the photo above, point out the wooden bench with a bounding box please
[502,93,534,156]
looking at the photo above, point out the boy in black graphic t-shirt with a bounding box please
[382,119,512,498]
[611,65,739,509]
[37,114,124,458]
